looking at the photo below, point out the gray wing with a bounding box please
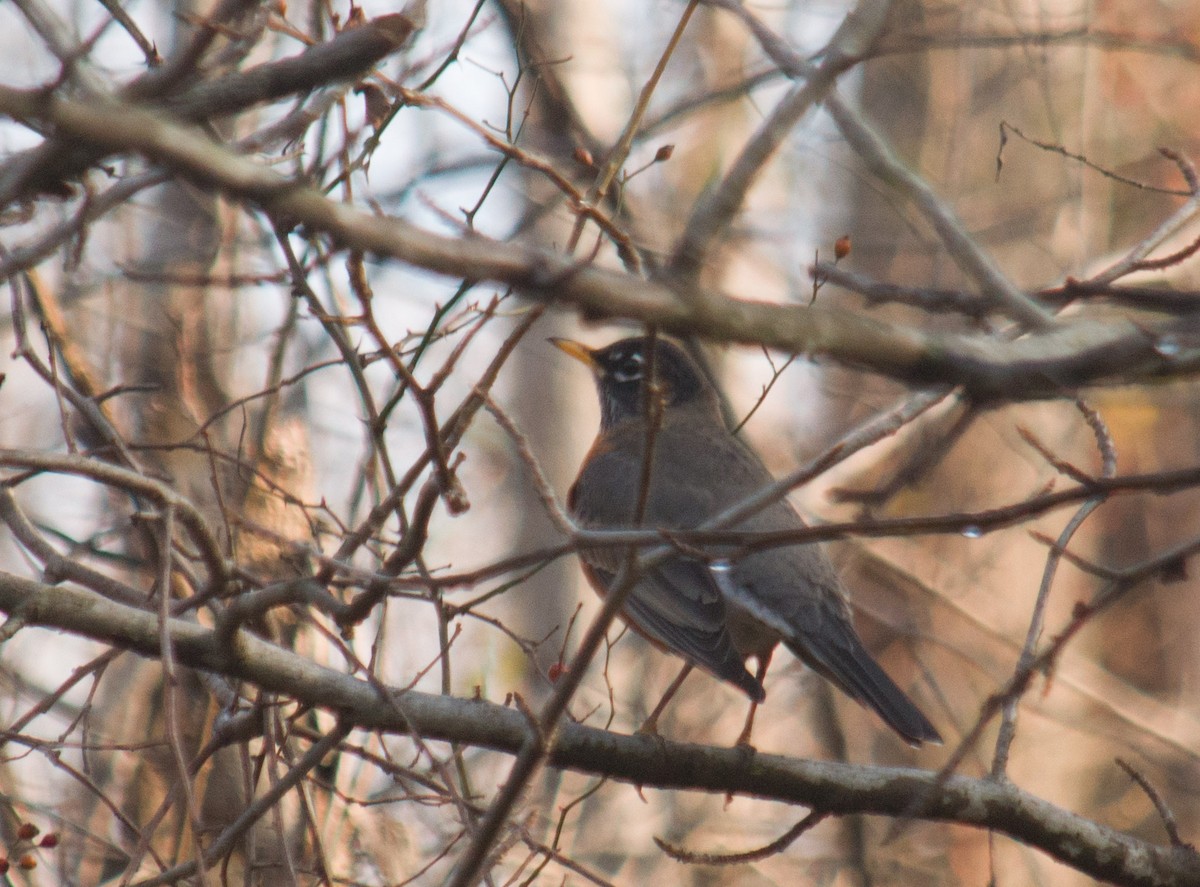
[584,563,764,701]
[570,426,763,700]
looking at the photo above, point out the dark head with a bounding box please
[551,336,715,428]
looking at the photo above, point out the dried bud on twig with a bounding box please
[358,83,391,130]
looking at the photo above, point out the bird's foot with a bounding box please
[636,711,667,739]
[732,724,757,751]
[635,723,670,752]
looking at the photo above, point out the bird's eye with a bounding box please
[611,352,643,383]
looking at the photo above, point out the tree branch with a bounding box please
[0,11,418,205]
[0,571,1194,886]
[1,85,1193,399]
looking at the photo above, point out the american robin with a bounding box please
[553,335,941,746]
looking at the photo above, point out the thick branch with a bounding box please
[0,88,1195,397]
[160,15,417,119]
[0,571,1195,886]
[0,12,417,205]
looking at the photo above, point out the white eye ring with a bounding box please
[611,351,643,382]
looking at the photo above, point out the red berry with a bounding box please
[16,823,38,840]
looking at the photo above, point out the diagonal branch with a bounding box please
[671,0,894,280]
[2,85,1196,397]
[710,0,1056,330]
[0,12,418,206]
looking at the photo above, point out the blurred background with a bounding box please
[0,0,1199,884]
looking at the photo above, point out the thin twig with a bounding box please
[655,810,827,865]
[1116,758,1190,849]
[482,396,576,535]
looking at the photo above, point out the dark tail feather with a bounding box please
[788,629,941,747]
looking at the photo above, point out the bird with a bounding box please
[553,334,941,746]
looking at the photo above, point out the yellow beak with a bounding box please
[549,337,598,369]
